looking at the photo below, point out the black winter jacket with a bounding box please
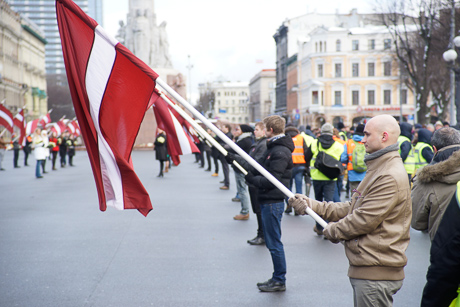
[237,135,294,204]
[421,191,460,307]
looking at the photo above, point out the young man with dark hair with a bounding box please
[232,115,294,292]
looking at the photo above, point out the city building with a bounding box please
[297,24,415,128]
[212,81,249,123]
[7,0,102,75]
[248,69,276,122]
[0,0,47,119]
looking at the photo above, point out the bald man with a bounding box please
[289,115,412,307]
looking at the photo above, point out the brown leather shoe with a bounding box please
[313,225,323,236]
[220,186,229,190]
[211,173,219,177]
[233,214,249,220]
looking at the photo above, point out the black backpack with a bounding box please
[314,143,344,180]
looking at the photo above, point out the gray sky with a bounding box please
[102,0,374,102]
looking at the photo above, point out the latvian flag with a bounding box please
[0,104,13,134]
[38,112,51,128]
[13,108,26,145]
[56,0,162,216]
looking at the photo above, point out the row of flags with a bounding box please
[43,0,204,216]
[0,104,81,145]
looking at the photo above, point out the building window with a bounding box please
[320,41,323,52]
[315,42,318,52]
[352,40,359,51]
[352,90,359,105]
[318,64,323,77]
[368,62,375,77]
[352,63,359,77]
[334,91,342,105]
[384,90,391,105]
[401,89,407,104]
[336,39,341,52]
[312,91,319,104]
[369,39,375,50]
[368,90,375,105]
[384,61,392,76]
[384,39,391,50]
[335,63,342,77]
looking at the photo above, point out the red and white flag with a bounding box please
[25,119,40,136]
[0,104,14,134]
[47,119,67,135]
[38,112,51,128]
[56,0,162,216]
[13,108,26,145]
[152,96,199,165]
[67,119,81,137]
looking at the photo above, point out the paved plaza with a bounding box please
[0,150,431,306]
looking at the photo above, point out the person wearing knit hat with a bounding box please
[336,122,348,141]
[302,122,345,236]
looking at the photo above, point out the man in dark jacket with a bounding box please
[414,128,434,171]
[246,122,267,245]
[398,122,415,181]
[233,115,293,292]
[230,124,254,220]
[216,123,233,190]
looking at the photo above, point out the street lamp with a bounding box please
[443,36,460,126]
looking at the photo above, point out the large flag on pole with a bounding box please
[0,104,14,134]
[13,108,26,145]
[25,119,40,136]
[56,0,162,216]
[152,96,199,165]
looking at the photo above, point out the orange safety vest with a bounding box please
[345,139,363,171]
[292,135,306,164]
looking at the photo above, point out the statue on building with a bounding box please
[117,0,172,69]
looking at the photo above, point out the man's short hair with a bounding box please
[431,127,460,150]
[263,115,285,135]
[255,121,265,130]
[222,123,232,131]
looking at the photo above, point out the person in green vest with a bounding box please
[398,122,416,182]
[303,123,344,236]
[414,128,434,171]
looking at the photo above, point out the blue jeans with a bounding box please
[261,202,286,283]
[312,180,336,231]
[235,171,249,215]
[290,165,305,194]
[333,174,344,202]
[35,160,43,177]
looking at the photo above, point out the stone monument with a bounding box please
[116,0,188,147]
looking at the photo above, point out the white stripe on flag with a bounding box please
[169,109,192,155]
[0,110,13,127]
[86,25,123,210]
[15,113,23,122]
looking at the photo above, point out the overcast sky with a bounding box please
[102,0,375,102]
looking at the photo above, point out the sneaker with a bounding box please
[257,279,273,287]
[313,225,323,236]
[233,213,249,220]
[220,186,229,190]
[211,173,218,177]
[258,280,286,292]
[247,237,265,245]
[232,197,241,202]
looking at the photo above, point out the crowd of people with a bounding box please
[0,128,78,178]
[165,114,460,306]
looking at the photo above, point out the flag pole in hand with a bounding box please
[156,78,327,228]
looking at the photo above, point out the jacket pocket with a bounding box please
[347,238,361,255]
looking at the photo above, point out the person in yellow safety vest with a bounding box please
[332,128,347,202]
[284,126,309,214]
[398,122,416,182]
[337,122,348,141]
[303,123,344,236]
[299,125,315,198]
[414,128,434,171]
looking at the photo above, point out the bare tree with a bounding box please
[377,0,448,124]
